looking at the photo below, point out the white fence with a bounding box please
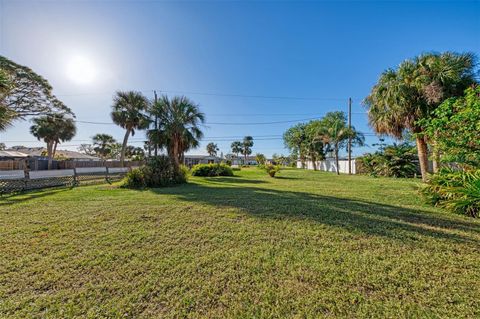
[0,166,132,194]
[297,159,357,174]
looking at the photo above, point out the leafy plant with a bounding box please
[190,163,234,177]
[357,143,418,178]
[420,86,480,168]
[122,156,188,188]
[264,164,280,177]
[420,168,480,217]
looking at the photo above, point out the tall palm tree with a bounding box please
[92,133,116,159]
[231,141,243,162]
[206,142,219,157]
[111,91,150,166]
[149,95,205,168]
[315,112,364,175]
[365,52,477,181]
[30,114,76,168]
[242,136,254,165]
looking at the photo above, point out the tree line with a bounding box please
[283,111,364,174]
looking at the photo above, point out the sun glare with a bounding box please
[66,55,96,84]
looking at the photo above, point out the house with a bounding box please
[0,150,29,160]
[225,154,258,166]
[183,155,222,167]
[7,147,101,161]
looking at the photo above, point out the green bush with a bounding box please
[357,143,418,178]
[122,156,188,188]
[420,168,480,217]
[191,163,234,177]
[264,164,280,177]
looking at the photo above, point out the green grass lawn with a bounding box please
[1,168,479,318]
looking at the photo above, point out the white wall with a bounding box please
[297,159,357,174]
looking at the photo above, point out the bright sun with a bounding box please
[66,55,96,84]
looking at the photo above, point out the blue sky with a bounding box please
[1,0,479,157]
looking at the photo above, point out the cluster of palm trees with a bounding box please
[109,92,205,168]
[364,52,477,181]
[230,136,254,165]
[284,111,364,174]
[27,91,205,168]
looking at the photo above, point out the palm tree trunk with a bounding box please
[47,141,53,170]
[416,136,429,182]
[311,152,317,171]
[335,146,340,175]
[120,128,131,167]
[52,141,58,158]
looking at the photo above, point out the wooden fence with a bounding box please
[0,166,133,195]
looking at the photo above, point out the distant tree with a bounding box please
[255,153,266,165]
[30,114,76,168]
[111,91,150,166]
[148,95,205,169]
[78,144,96,156]
[0,142,5,150]
[0,55,73,131]
[241,136,254,164]
[365,52,477,181]
[314,112,364,175]
[206,142,219,156]
[92,134,117,159]
[125,145,145,161]
[231,141,243,161]
[283,123,308,168]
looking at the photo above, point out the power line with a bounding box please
[56,88,358,102]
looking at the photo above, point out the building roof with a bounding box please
[6,147,100,160]
[0,150,29,158]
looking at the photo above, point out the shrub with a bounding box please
[191,163,234,177]
[357,143,418,178]
[264,164,280,177]
[420,168,480,217]
[122,156,187,188]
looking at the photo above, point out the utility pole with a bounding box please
[347,97,352,175]
[153,90,158,157]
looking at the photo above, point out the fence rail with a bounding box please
[0,166,132,195]
[0,159,144,171]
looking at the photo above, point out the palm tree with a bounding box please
[111,91,150,166]
[365,52,476,181]
[231,141,243,162]
[30,114,76,168]
[92,133,116,159]
[206,142,219,157]
[149,95,205,169]
[315,112,364,175]
[241,136,254,165]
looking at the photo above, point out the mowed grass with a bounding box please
[1,168,479,318]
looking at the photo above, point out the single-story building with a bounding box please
[184,155,222,167]
[224,154,258,166]
[7,147,101,161]
[0,150,29,160]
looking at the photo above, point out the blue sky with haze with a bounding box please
[1,0,479,157]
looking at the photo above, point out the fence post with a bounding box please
[73,167,78,186]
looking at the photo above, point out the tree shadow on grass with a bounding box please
[201,177,267,184]
[0,187,72,207]
[152,182,480,244]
